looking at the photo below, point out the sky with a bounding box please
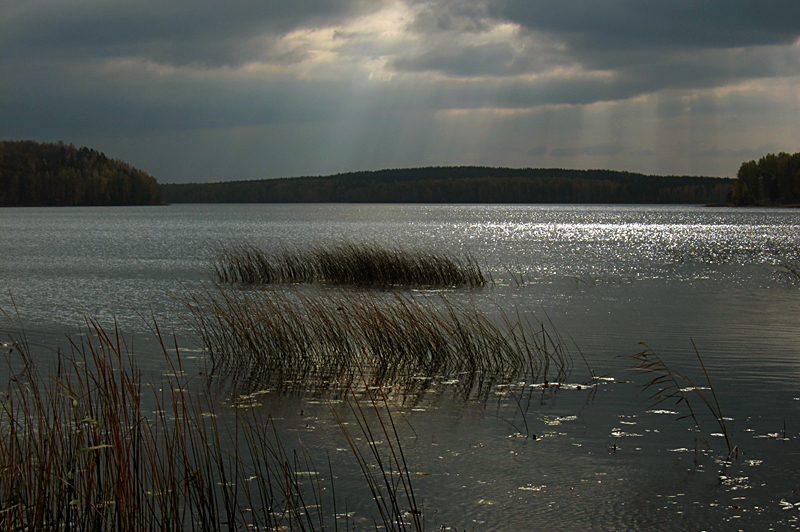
[2,0,799,183]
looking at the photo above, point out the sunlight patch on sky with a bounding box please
[523,65,616,84]
[342,0,416,38]
[274,1,418,81]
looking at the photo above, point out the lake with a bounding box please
[2,203,800,530]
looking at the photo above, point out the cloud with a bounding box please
[550,144,625,157]
[393,42,523,76]
[495,0,800,51]
[397,0,800,103]
[0,0,798,182]
[4,0,798,117]
[582,143,624,156]
[0,0,386,67]
[405,0,495,35]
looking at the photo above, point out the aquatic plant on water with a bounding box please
[331,372,423,532]
[0,320,427,531]
[629,340,737,459]
[183,286,572,398]
[212,241,488,288]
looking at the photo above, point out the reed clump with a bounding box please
[0,321,423,531]
[212,241,488,288]
[184,287,572,397]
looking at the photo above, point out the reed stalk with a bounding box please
[330,379,423,532]
[629,341,737,459]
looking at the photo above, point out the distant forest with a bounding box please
[16,140,797,207]
[731,152,800,206]
[0,140,160,206]
[160,167,733,205]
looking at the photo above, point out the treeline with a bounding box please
[731,152,800,206]
[161,167,732,205]
[0,140,160,206]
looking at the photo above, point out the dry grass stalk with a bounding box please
[630,341,737,459]
[330,377,423,532]
[213,241,488,288]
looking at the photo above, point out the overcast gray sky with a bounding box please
[2,0,799,183]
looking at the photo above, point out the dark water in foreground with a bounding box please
[2,203,800,530]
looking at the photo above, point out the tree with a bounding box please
[0,140,160,206]
[731,152,800,206]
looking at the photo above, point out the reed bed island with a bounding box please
[212,242,488,288]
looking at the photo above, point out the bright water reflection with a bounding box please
[2,204,798,332]
[1,203,800,530]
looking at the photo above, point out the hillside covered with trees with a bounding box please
[160,167,732,205]
[0,140,160,206]
[730,152,800,206]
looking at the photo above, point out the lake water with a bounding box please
[2,203,800,530]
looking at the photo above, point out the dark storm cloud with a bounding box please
[394,0,800,102]
[391,40,800,111]
[406,0,494,34]
[3,0,797,120]
[0,0,383,67]
[0,59,348,137]
[495,0,800,51]
[0,0,798,181]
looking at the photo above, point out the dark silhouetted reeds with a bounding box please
[331,373,423,532]
[184,287,572,397]
[212,242,488,288]
[0,319,427,530]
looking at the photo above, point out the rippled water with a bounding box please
[2,203,800,530]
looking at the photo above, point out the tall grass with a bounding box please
[0,320,426,531]
[184,287,572,398]
[212,242,488,288]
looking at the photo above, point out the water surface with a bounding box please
[2,203,799,530]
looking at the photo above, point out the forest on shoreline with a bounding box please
[0,140,159,206]
[5,139,798,207]
[730,152,800,206]
[160,167,733,205]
